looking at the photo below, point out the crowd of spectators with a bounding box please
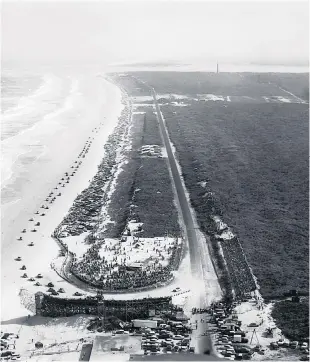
[55,100,131,238]
[36,292,172,318]
[221,237,256,298]
[70,238,182,291]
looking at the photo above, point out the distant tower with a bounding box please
[217,62,219,74]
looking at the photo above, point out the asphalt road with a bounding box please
[148,86,214,355]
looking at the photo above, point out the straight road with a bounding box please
[146,84,217,355]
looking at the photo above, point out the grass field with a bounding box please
[105,104,179,238]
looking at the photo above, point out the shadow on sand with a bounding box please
[1,314,94,328]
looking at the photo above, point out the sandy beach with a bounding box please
[1,76,123,321]
[1,74,196,323]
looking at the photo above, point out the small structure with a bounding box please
[126,263,143,272]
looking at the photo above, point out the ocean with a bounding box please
[1,65,116,251]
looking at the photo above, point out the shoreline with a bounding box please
[1,76,124,321]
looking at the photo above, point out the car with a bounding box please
[172,288,181,293]
[270,342,279,350]
[290,341,299,349]
[115,330,124,334]
[300,356,310,361]
[174,335,183,340]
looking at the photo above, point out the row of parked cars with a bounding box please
[140,321,194,355]
[208,302,254,360]
[1,334,21,361]
[270,339,309,361]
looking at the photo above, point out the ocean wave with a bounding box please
[0,74,105,192]
[2,74,57,116]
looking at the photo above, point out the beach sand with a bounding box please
[1,77,123,321]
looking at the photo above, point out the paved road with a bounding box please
[145,85,215,355]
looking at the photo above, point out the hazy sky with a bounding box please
[2,0,309,66]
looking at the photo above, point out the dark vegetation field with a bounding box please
[162,101,309,298]
[111,74,151,97]
[256,73,309,101]
[272,299,309,340]
[131,71,309,98]
[105,105,180,238]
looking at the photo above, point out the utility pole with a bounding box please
[250,328,260,345]
[217,62,219,74]
[98,294,106,330]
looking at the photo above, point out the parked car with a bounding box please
[300,355,310,361]
[290,341,299,349]
[270,342,279,350]
[174,335,183,340]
